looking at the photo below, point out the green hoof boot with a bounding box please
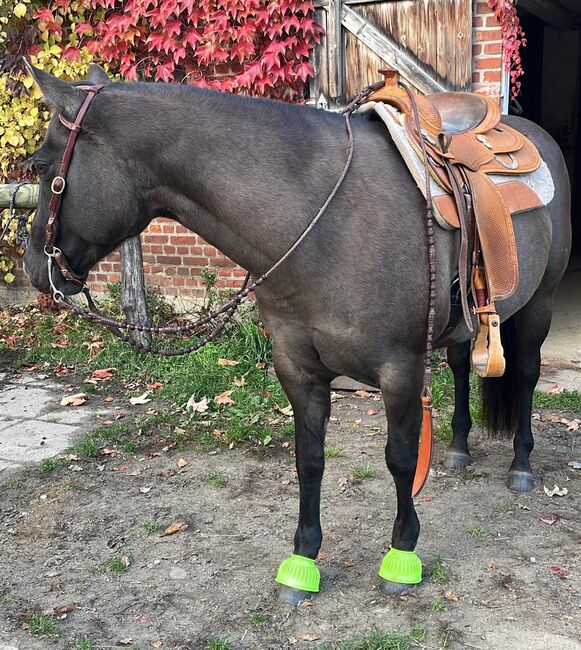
[378,548,422,594]
[275,555,320,597]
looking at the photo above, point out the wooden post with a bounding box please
[120,236,152,348]
[0,183,152,349]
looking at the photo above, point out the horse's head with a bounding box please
[23,64,148,296]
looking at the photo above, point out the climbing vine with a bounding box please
[487,0,526,99]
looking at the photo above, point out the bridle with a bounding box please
[44,84,104,300]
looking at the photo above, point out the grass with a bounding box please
[428,555,451,584]
[91,554,132,575]
[75,638,96,650]
[325,446,344,458]
[316,626,426,650]
[41,458,58,473]
[202,472,227,487]
[466,526,489,539]
[140,518,161,534]
[352,466,377,480]
[206,638,232,650]
[24,612,61,637]
[533,389,581,411]
[493,499,516,514]
[432,599,447,612]
[248,611,267,625]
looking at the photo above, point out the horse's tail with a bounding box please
[481,316,520,438]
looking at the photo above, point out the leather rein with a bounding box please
[42,82,378,355]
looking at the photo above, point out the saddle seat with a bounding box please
[365,68,545,379]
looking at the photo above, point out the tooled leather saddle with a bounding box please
[366,69,544,378]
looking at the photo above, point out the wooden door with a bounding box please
[310,0,473,107]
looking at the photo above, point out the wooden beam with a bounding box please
[0,184,39,209]
[327,0,344,100]
[341,6,448,94]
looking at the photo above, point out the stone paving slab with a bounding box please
[0,374,122,471]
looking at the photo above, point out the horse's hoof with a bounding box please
[443,450,472,469]
[379,578,412,596]
[276,585,313,606]
[507,470,535,493]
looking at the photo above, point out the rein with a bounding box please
[43,82,379,355]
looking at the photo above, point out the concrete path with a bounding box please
[0,372,119,472]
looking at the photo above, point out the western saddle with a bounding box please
[366,69,543,378]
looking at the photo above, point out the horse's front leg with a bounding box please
[272,348,331,606]
[378,359,424,595]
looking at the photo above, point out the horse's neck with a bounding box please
[120,88,344,276]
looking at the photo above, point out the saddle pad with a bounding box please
[365,101,555,229]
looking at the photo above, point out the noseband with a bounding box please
[44,84,104,300]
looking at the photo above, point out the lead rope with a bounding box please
[55,92,372,354]
[399,82,436,497]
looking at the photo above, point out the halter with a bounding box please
[44,84,104,301]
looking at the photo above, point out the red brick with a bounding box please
[484,42,502,55]
[473,17,483,28]
[476,29,502,42]
[472,71,482,83]
[146,235,166,244]
[485,15,500,27]
[156,256,181,265]
[176,246,189,255]
[475,57,500,70]
[148,223,162,233]
[483,70,502,82]
[163,245,176,254]
[473,44,482,56]
[182,256,209,266]
[476,2,492,14]
[173,277,186,287]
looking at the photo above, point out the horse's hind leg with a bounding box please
[443,342,473,469]
[378,358,423,595]
[271,347,331,606]
[507,298,554,492]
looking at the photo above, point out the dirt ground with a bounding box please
[0,387,579,650]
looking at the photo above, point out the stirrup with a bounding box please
[471,310,505,377]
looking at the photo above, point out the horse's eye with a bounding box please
[32,160,49,177]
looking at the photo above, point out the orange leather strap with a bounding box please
[412,396,434,497]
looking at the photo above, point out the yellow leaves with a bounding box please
[14,4,27,18]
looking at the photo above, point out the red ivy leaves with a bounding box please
[487,0,526,100]
[39,0,323,100]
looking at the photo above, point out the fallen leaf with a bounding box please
[256,362,266,369]
[186,395,209,413]
[130,392,151,406]
[355,390,372,398]
[444,591,460,601]
[317,552,328,561]
[567,460,581,469]
[101,448,119,457]
[366,408,378,416]
[276,404,294,417]
[160,521,188,537]
[543,484,568,497]
[60,393,88,407]
[115,638,134,647]
[217,358,239,366]
[51,337,70,348]
[214,390,235,405]
[547,383,565,394]
[343,561,353,568]
[297,632,320,642]
[540,514,559,525]
[147,381,163,390]
[151,642,163,649]
[91,367,117,381]
[158,469,177,478]
[176,458,188,468]
[485,562,497,571]
[139,485,152,494]
[104,396,114,402]
[232,376,246,387]
[169,567,187,580]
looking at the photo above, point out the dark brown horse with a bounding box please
[23,64,571,604]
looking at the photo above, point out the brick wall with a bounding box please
[88,218,246,299]
[472,1,504,98]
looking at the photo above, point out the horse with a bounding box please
[23,63,571,605]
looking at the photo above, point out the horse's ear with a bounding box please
[23,59,83,117]
[87,63,111,85]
